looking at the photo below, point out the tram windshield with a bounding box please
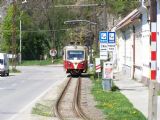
[67,50,84,60]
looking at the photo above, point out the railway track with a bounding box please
[55,77,89,120]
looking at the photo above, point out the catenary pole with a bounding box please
[148,0,158,120]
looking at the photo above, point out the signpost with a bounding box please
[49,49,57,63]
[99,31,116,60]
[99,31,116,91]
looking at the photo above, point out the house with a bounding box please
[112,0,160,85]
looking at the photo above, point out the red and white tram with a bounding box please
[63,44,88,76]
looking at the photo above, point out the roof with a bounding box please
[114,9,141,30]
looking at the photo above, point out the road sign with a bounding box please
[100,51,108,60]
[99,31,108,43]
[100,43,108,51]
[107,44,116,51]
[99,31,116,44]
[108,32,116,44]
[49,49,57,57]
[95,58,101,72]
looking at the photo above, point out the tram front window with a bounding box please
[67,51,84,60]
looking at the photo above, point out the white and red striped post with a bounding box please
[148,1,158,120]
[151,22,157,81]
[149,22,158,120]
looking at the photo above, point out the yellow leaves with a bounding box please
[103,103,113,109]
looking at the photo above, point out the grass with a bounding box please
[32,100,55,117]
[158,90,160,96]
[91,75,147,120]
[19,58,63,66]
[9,68,21,73]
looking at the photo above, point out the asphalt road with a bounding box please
[0,65,66,120]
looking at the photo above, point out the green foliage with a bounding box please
[158,90,160,96]
[1,5,14,52]
[20,58,63,66]
[92,0,139,17]
[32,101,54,117]
[53,7,77,46]
[1,5,33,54]
[1,0,139,60]
[54,0,77,5]
[10,68,21,73]
[91,79,147,120]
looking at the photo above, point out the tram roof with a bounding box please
[63,45,87,50]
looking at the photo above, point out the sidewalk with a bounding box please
[113,72,160,119]
[114,73,148,118]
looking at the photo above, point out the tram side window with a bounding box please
[67,51,84,60]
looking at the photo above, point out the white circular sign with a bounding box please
[50,49,57,57]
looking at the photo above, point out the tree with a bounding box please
[1,5,16,53]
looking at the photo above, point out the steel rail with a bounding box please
[54,77,72,120]
[73,77,90,120]
[55,77,89,120]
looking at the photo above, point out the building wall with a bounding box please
[114,1,160,85]
[134,22,143,81]
[116,31,126,72]
[141,11,150,84]
[116,12,150,81]
[116,27,133,78]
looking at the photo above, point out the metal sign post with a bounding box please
[99,31,116,91]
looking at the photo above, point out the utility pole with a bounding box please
[148,0,158,120]
[19,18,22,64]
[12,0,17,69]
[132,25,135,79]
[53,1,55,49]
[19,0,28,64]
[94,4,98,52]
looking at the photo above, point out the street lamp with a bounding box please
[19,0,27,64]
[22,0,27,4]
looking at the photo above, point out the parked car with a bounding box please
[0,53,9,77]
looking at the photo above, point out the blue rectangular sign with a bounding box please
[108,32,116,44]
[99,31,108,43]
